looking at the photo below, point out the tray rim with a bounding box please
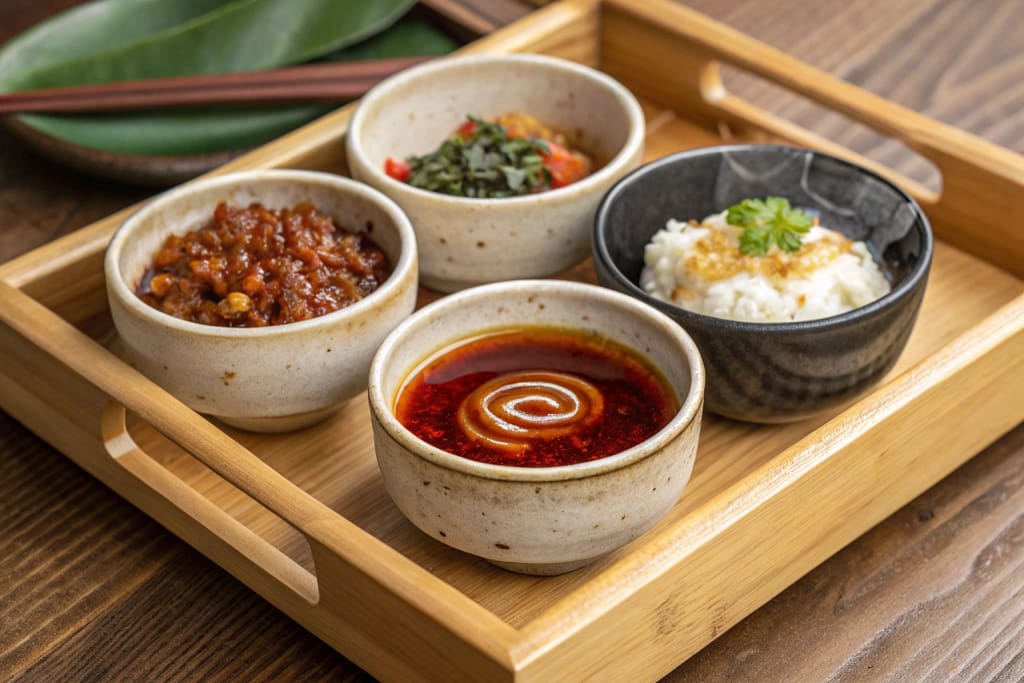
[2,0,1024,681]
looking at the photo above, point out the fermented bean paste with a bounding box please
[136,202,390,327]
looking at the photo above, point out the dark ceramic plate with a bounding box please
[593,144,933,423]
[2,116,243,187]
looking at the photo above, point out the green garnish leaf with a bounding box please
[465,144,486,170]
[403,116,552,198]
[726,197,813,255]
[501,166,527,192]
[738,224,772,255]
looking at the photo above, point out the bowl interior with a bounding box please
[596,145,928,300]
[352,57,635,172]
[372,282,703,479]
[380,287,694,407]
[111,172,408,308]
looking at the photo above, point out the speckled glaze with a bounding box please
[346,54,645,293]
[105,170,418,432]
[367,280,704,574]
[593,145,933,423]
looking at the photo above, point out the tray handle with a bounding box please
[604,0,1024,277]
[0,280,520,676]
[0,281,335,584]
[100,400,320,603]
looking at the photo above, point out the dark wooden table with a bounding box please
[2,1,1022,681]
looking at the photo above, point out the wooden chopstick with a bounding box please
[0,55,431,115]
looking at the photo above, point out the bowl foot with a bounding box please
[488,556,601,576]
[214,404,340,433]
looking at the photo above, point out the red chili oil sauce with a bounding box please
[394,327,679,467]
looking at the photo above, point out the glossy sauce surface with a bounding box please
[395,328,678,467]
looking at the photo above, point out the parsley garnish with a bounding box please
[404,116,551,198]
[726,197,813,255]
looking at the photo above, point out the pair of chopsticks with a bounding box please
[0,55,431,115]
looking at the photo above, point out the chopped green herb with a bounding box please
[726,197,813,255]
[404,116,552,198]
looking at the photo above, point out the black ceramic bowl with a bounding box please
[593,145,933,423]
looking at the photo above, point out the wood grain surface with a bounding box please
[1,1,1022,681]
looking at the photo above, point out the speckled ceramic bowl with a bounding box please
[346,54,645,293]
[367,280,704,575]
[105,170,418,432]
[593,144,933,423]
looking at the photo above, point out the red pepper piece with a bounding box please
[455,119,478,139]
[539,141,589,189]
[384,157,411,182]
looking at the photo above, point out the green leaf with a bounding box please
[465,144,486,170]
[18,105,334,156]
[739,225,772,256]
[0,2,457,155]
[764,196,788,216]
[1,0,418,88]
[782,206,812,232]
[726,198,772,228]
[777,231,803,252]
[403,116,556,198]
[0,0,233,84]
[501,166,526,191]
[726,196,813,256]
[327,15,456,62]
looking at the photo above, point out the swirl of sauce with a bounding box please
[457,371,604,453]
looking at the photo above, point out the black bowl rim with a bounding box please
[592,143,934,334]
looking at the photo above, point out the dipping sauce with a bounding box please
[135,202,390,327]
[395,327,678,467]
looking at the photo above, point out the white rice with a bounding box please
[640,212,891,323]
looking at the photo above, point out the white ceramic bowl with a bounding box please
[105,170,418,432]
[368,280,704,574]
[346,54,645,293]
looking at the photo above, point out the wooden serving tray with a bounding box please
[2,1,1023,680]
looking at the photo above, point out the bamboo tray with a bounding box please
[2,1,1023,681]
